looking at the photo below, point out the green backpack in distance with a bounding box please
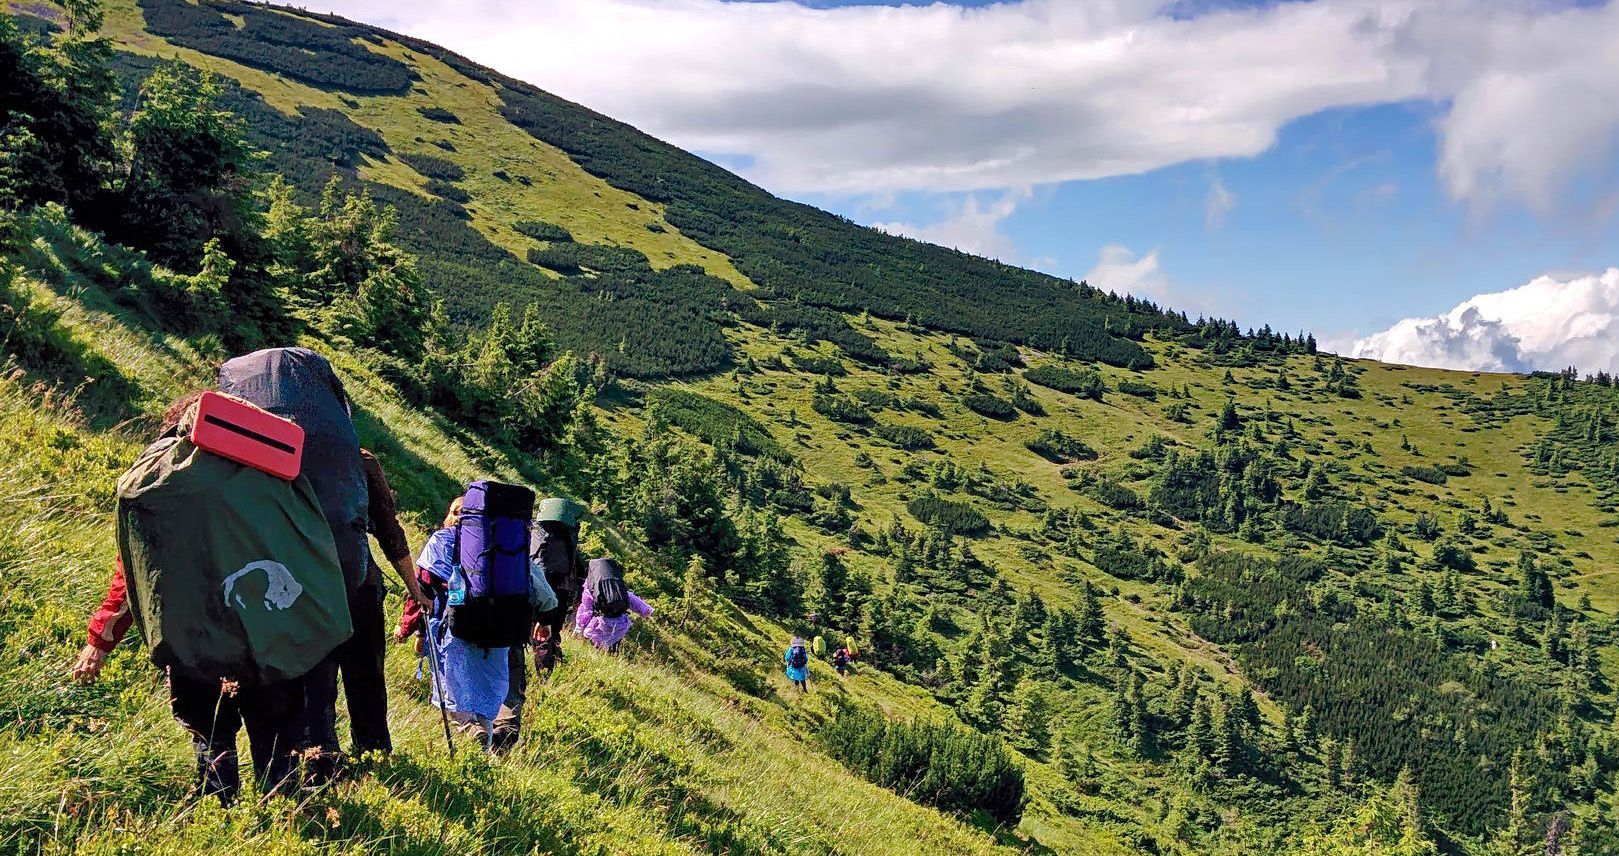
[116,426,353,685]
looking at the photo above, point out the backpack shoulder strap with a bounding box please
[432,528,455,621]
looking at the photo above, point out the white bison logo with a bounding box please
[222,560,304,611]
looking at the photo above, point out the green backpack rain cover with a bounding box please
[116,434,353,685]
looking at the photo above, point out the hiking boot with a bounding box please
[194,743,242,806]
[490,727,519,754]
[302,749,347,789]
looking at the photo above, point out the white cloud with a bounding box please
[316,0,1619,213]
[1083,244,1237,318]
[1413,6,1619,215]
[1351,268,1619,373]
[1086,244,1172,301]
[1204,175,1235,231]
[870,187,1030,261]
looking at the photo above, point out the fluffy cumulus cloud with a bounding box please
[1086,244,1173,301]
[1351,268,1619,373]
[1081,244,1232,317]
[870,187,1030,260]
[319,0,1619,209]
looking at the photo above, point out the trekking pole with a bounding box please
[423,633,457,760]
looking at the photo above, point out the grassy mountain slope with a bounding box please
[4,1,1619,853]
[0,210,1008,855]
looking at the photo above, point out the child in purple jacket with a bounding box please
[574,558,653,651]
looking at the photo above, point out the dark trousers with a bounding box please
[169,672,304,805]
[533,600,571,674]
[303,581,391,759]
[491,645,528,751]
[491,600,572,751]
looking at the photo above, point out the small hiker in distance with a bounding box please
[574,557,653,652]
[785,636,810,692]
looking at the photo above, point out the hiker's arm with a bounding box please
[627,591,654,618]
[76,561,132,681]
[392,556,429,608]
[574,588,595,630]
[395,567,445,642]
[85,560,132,651]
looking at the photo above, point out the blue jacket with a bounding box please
[784,647,808,682]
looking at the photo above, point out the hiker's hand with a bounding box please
[406,578,432,610]
[71,645,106,683]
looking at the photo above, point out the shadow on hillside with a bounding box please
[992,825,1057,854]
[350,401,464,527]
[0,335,146,432]
[18,231,225,419]
[0,299,146,432]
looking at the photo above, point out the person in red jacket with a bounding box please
[71,391,306,805]
[73,449,433,782]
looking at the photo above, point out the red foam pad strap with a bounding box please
[189,391,304,481]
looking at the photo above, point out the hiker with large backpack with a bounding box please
[490,498,582,752]
[574,557,653,651]
[531,498,588,671]
[785,636,810,692]
[73,388,353,804]
[213,347,379,782]
[299,449,431,779]
[832,645,852,678]
[414,482,537,749]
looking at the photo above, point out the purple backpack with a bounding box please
[447,480,535,648]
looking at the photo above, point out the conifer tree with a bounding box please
[1078,581,1105,642]
[1296,705,1317,750]
[1188,696,1214,759]
[807,550,851,628]
[1491,753,1538,856]
[1005,680,1055,755]
[965,668,1007,732]
[1234,687,1261,736]
[1171,666,1199,728]
[1211,697,1241,774]
[1518,552,1553,609]
[1411,579,1436,616]
[1043,608,1077,673]
[680,554,712,620]
[1297,769,1437,855]
[1337,740,1357,792]
[893,546,915,585]
[1303,468,1328,500]
[1323,736,1342,790]
[1010,591,1046,653]
[1436,572,1459,614]
[1107,625,1130,670]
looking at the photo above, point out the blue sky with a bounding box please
[793,100,1619,345]
[329,0,1619,371]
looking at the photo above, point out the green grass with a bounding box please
[0,219,1008,855]
[667,315,1619,849]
